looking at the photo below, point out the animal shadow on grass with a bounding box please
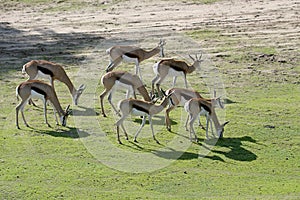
[32,127,90,138]
[205,136,258,162]
[133,115,178,126]
[125,140,225,162]
[71,105,100,116]
[153,147,225,162]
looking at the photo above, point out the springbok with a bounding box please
[164,87,224,132]
[22,60,86,105]
[151,53,203,97]
[100,71,152,117]
[105,39,166,81]
[115,90,174,144]
[16,80,71,129]
[184,98,229,141]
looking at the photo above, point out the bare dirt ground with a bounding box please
[1,0,299,68]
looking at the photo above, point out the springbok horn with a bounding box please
[189,54,195,61]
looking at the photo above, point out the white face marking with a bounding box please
[60,116,65,125]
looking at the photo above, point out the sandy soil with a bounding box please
[0,0,299,69]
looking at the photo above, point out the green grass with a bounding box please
[1,2,300,200]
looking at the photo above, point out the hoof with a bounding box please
[134,139,138,143]
[155,140,160,145]
[103,114,107,117]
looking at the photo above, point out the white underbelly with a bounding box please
[168,68,184,77]
[122,55,138,64]
[115,80,133,91]
[35,70,51,80]
[30,90,45,101]
[199,108,208,116]
[131,108,147,116]
[178,96,191,106]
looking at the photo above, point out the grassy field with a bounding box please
[1,0,300,199]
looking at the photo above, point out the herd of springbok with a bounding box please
[16,39,229,144]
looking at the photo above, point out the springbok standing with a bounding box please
[16,80,71,129]
[115,90,174,144]
[164,87,224,132]
[100,71,152,117]
[105,39,166,81]
[22,60,86,105]
[151,53,203,97]
[184,97,229,141]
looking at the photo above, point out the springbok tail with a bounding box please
[21,64,26,75]
[16,85,20,101]
[106,47,112,54]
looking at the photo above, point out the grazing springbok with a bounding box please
[22,60,86,105]
[105,39,166,81]
[151,53,203,97]
[164,87,224,132]
[100,71,152,117]
[16,80,71,129]
[184,98,229,141]
[115,90,174,144]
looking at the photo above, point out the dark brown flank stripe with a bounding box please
[124,52,140,59]
[169,64,185,72]
[37,66,54,77]
[198,101,211,114]
[181,92,196,100]
[31,86,47,98]
[115,74,135,86]
[132,103,149,114]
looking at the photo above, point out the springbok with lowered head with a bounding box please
[115,90,174,144]
[22,60,86,105]
[152,53,203,97]
[105,39,166,81]
[16,80,71,129]
[184,97,229,142]
[164,87,224,132]
[100,71,152,117]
